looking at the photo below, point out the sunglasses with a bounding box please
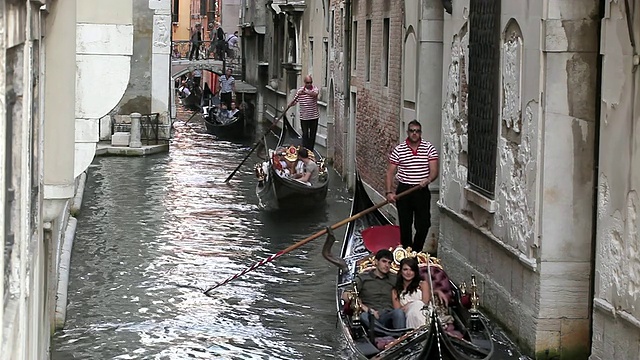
[305,81,312,84]
[408,129,422,133]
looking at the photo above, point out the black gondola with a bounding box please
[202,83,246,140]
[254,116,329,210]
[322,174,524,359]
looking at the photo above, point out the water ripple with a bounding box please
[52,119,352,359]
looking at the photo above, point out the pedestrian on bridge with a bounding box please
[189,23,202,61]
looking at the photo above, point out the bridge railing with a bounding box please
[171,40,242,74]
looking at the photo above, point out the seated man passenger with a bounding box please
[343,249,406,330]
[292,148,319,186]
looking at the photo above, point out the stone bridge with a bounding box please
[171,59,242,80]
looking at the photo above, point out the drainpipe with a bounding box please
[343,0,352,183]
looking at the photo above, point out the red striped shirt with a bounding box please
[389,138,439,184]
[291,86,320,121]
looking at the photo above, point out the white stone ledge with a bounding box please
[438,201,538,271]
[594,298,640,329]
[464,185,497,213]
[265,84,287,96]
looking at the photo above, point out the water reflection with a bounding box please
[52,118,352,359]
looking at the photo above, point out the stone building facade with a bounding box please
[98,1,173,142]
[590,0,640,358]
[438,0,600,357]
[1,1,171,358]
[252,0,639,358]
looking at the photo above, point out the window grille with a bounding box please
[466,0,501,198]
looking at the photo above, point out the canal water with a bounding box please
[52,117,354,359]
[52,112,528,359]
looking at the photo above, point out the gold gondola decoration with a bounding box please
[357,246,442,274]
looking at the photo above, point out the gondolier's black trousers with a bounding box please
[220,92,232,109]
[395,182,432,252]
[301,118,318,152]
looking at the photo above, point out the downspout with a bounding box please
[588,0,605,354]
[343,0,352,182]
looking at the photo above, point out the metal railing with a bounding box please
[112,113,161,145]
[171,40,242,66]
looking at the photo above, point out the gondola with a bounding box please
[321,174,523,359]
[202,83,246,140]
[254,116,329,210]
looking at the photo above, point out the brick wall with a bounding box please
[330,0,404,191]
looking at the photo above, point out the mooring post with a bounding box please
[129,112,142,148]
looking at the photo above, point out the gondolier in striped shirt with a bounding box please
[282,75,320,151]
[385,120,439,252]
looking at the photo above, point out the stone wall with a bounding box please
[590,0,640,358]
[439,0,599,357]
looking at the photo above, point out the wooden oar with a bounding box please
[223,115,284,183]
[202,183,424,296]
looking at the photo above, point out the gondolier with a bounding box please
[385,120,439,252]
[217,68,235,109]
[281,75,320,151]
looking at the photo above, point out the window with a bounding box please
[257,34,265,62]
[323,40,328,86]
[172,0,179,23]
[352,21,358,70]
[382,18,390,86]
[466,0,502,197]
[365,19,371,81]
[330,10,335,48]
[309,39,314,74]
[200,0,207,16]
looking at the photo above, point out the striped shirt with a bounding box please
[291,85,320,121]
[219,75,234,93]
[389,138,439,184]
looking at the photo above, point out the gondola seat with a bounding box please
[420,265,453,304]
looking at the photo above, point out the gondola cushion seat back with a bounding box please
[361,225,401,253]
[420,266,453,304]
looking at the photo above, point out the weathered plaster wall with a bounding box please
[115,1,154,115]
[329,0,347,172]
[591,1,640,359]
[76,0,133,177]
[221,0,241,34]
[439,0,599,356]
[171,0,191,41]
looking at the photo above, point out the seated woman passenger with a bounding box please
[292,148,319,186]
[391,258,449,329]
[227,101,240,118]
[273,147,290,177]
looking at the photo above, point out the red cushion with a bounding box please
[343,299,353,316]
[361,225,401,253]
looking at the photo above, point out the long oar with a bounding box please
[202,184,424,296]
[223,116,284,183]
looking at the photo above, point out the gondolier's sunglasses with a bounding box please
[408,129,421,133]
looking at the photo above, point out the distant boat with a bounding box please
[322,174,523,359]
[254,116,329,210]
[201,83,246,140]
